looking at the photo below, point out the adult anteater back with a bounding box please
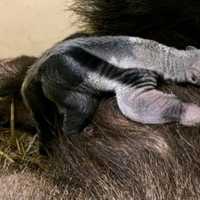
[71,0,200,49]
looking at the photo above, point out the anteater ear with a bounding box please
[186,45,197,50]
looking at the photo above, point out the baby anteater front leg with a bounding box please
[116,81,200,126]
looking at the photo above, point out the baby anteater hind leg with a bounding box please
[41,81,101,136]
[22,80,58,154]
[62,94,99,135]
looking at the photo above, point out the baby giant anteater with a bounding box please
[21,36,200,153]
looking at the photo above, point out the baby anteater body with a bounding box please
[22,36,200,152]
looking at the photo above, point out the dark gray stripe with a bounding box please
[65,46,159,88]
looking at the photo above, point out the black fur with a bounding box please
[71,0,200,49]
